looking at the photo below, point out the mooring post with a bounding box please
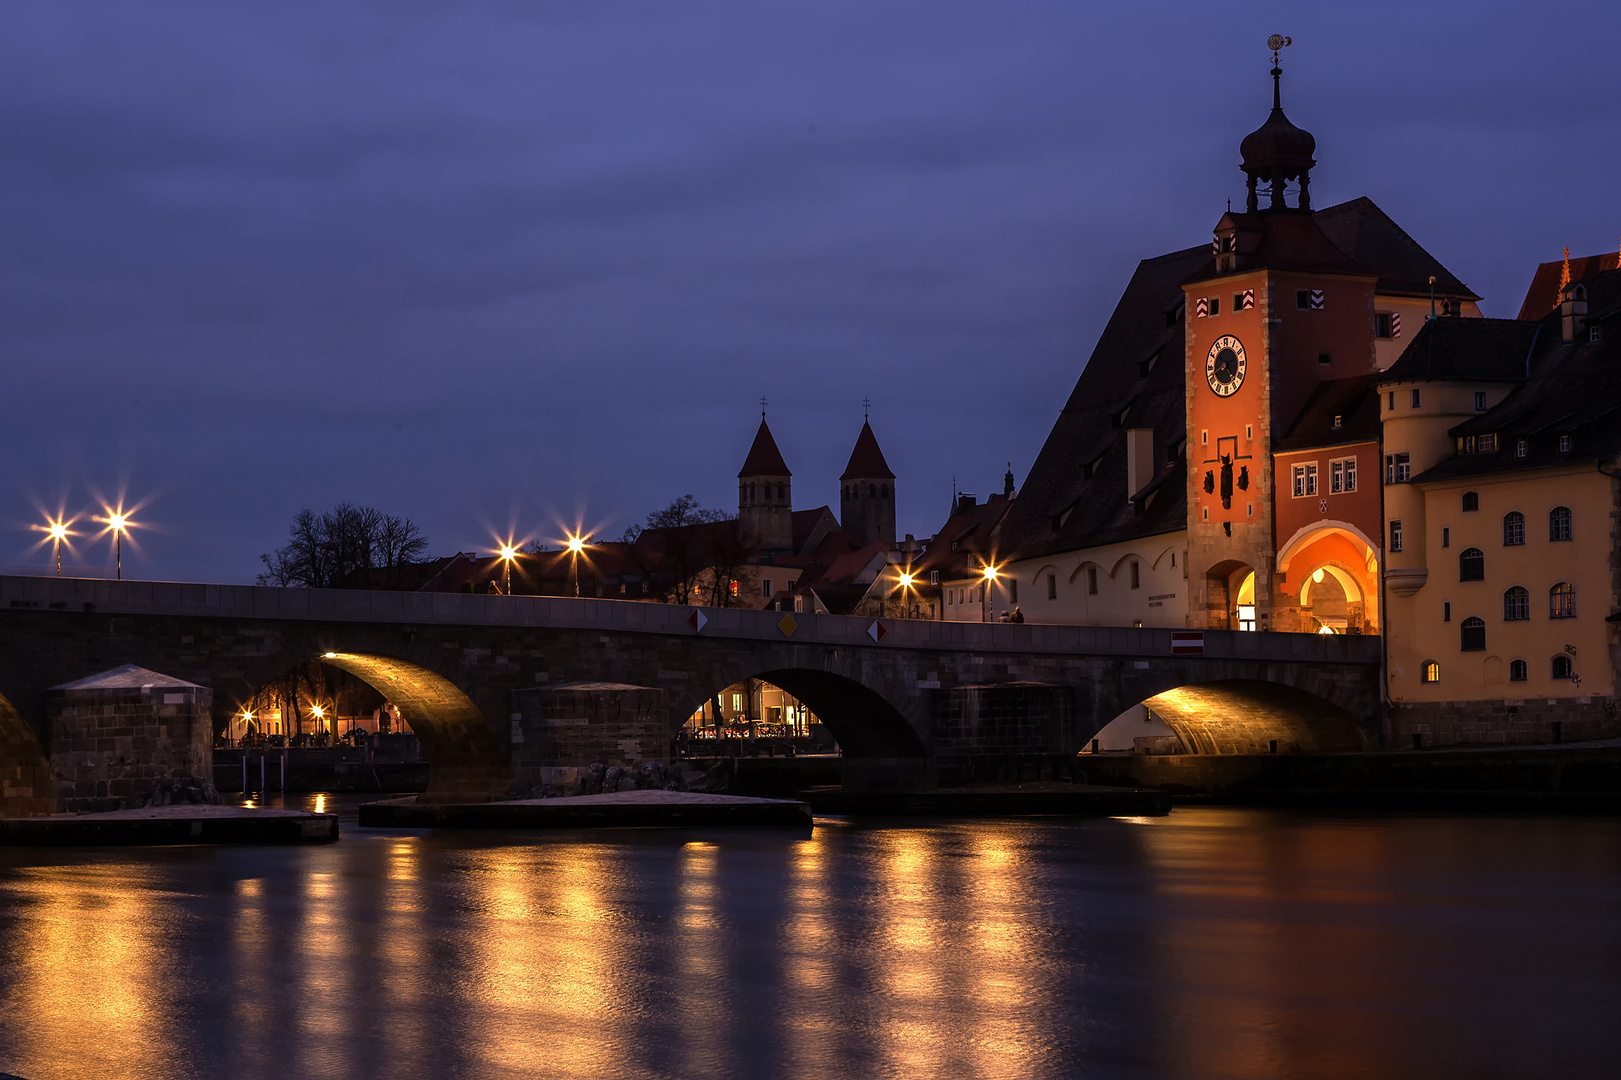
[242,755,247,796]
[260,754,266,798]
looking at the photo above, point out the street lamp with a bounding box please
[35,517,75,577]
[99,510,134,580]
[498,545,519,595]
[981,563,1001,622]
[565,532,587,597]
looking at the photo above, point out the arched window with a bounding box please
[1549,582,1576,619]
[1509,659,1528,682]
[778,483,786,501]
[1552,654,1574,679]
[1421,661,1440,683]
[1549,506,1572,541]
[880,483,889,498]
[1459,548,1485,581]
[1503,586,1529,621]
[1462,491,1479,512]
[869,484,877,498]
[1502,511,1525,546]
[1460,617,1486,651]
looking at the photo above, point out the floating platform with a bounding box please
[359,789,812,829]
[803,782,1171,817]
[0,804,340,846]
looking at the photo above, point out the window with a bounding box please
[1292,462,1319,497]
[1459,548,1485,581]
[1591,325,1602,343]
[1411,389,1422,408]
[1009,579,1018,604]
[1332,414,1342,428]
[1464,436,1476,454]
[1461,491,1479,512]
[1443,601,1451,622]
[1318,352,1332,366]
[1386,453,1410,483]
[1500,511,1524,546]
[762,580,773,598]
[1558,435,1572,452]
[732,694,743,711]
[1552,655,1574,680]
[1516,439,1527,458]
[1387,391,1396,411]
[1477,434,1498,452]
[1047,574,1057,600]
[1421,661,1440,684]
[929,571,939,585]
[1375,313,1394,338]
[729,580,739,598]
[1442,527,1450,548]
[1389,519,1403,553]
[880,483,889,498]
[1460,617,1486,652]
[1549,506,1572,541]
[1232,293,1244,311]
[1130,562,1140,589]
[1330,457,1356,493]
[1474,391,1488,411]
[1549,582,1575,619]
[868,484,877,497]
[1297,289,1311,310]
[1503,586,1529,621]
[1087,567,1098,594]
[787,579,797,590]
[1509,659,1527,682]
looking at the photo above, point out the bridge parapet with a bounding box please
[1,575,1379,665]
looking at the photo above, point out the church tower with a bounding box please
[1182,39,1378,631]
[839,418,896,546]
[738,416,793,554]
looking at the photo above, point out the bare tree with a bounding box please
[258,504,429,588]
[623,495,739,605]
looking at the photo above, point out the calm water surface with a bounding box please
[1,800,1617,1080]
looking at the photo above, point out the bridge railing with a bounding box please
[0,574,1380,665]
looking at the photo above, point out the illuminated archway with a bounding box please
[1140,679,1370,754]
[0,691,53,816]
[1277,523,1380,633]
[677,666,925,760]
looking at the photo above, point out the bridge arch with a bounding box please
[231,637,510,803]
[0,690,53,816]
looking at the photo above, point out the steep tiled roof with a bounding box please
[1378,317,1540,385]
[1275,374,1383,452]
[738,420,791,477]
[1314,196,1478,299]
[1517,250,1621,320]
[840,421,895,480]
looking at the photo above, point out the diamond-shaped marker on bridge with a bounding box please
[778,614,798,637]
[687,609,708,633]
[867,620,886,643]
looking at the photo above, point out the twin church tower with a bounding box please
[737,414,896,554]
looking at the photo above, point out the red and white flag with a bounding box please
[1170,630,1205,655]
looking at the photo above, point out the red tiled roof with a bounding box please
[840,420,895,480]
[738,420,791,478]
[1518,251,1621,321]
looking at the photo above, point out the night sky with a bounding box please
[3,2,1617,583]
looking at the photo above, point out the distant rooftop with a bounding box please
[51,664,206,692]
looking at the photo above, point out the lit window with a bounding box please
[1385,453,1411,483]
[1509,659,1527,682]
[1550,582,1575,619]
[1460,617,1486,652]
[1478,434,1497,452]
[729,580,739,598]
[1330,457,1356,493]
[929,571,939,585]
[1552,654,1574,680]
[1549,506,1572,541]
[1459,548,1484,581]
[1421,661,1440,683]
[1503,586,1529,621]
[1502,512,1524,546]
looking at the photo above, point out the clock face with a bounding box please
[1205,335,1247,397]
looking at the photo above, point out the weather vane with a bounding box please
[1268,34,1292,67]
[760,394,768,419]
[862,395,871,420]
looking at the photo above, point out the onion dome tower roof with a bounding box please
[1240,38,1317,212]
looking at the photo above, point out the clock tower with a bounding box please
[1183,40,1379,631]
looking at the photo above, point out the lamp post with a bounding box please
[106,512,131,580]
[43,520,71,576]
[566,533,587,597]
[981,563,1001,622]
[498,545,519,595]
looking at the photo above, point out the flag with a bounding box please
[1309,289,1325,310]
[1241,289,1255,310]
[1391,312,1402,338]
[1195,297,1209,318]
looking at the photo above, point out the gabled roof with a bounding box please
[1517,250,1621,320]
[840,421,895,480]
[1275,374,1382,452]
[1314,196,1478,299]
[1188,209,1367,284]
[52,665,205,692]
[738,419,791,478]
[1378,317,1540,385]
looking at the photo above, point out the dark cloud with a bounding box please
[1,1,1616,580]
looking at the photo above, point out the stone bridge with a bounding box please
[0,575,1382,814]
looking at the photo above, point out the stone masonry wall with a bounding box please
[510,683,670,787]
[931,683,1073,785]
[49,685,213,812]
[1390,697,1620,749]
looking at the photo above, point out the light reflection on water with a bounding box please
[0,807,1618,1080]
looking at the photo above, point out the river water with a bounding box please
[1,801,1617,1080]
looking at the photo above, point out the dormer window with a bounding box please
[1591,326,1602,343]
[1516,439,1527,458]
[1475,392,1488,410]
[1559,435,1572,452]
[1332,414,1342,429]
[1477,434,1497,452]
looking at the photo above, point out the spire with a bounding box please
[840,420,894,480]
[1239,35,1315,212]
[1558,246,1571,296]
[738,419,790,478]
[1004,462,1015,498]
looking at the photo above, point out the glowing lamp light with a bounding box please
[566,534,586,554]
[1312,568,1325,583]
[898,572,915,588]
[981,565,1000,581]
[48,523,69,542]
[499,545,519,561]
[323,652,337,659]
[310,705,326,719]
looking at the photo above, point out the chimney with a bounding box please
[1126,428,1155,499]
[1562,284,1588,344]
